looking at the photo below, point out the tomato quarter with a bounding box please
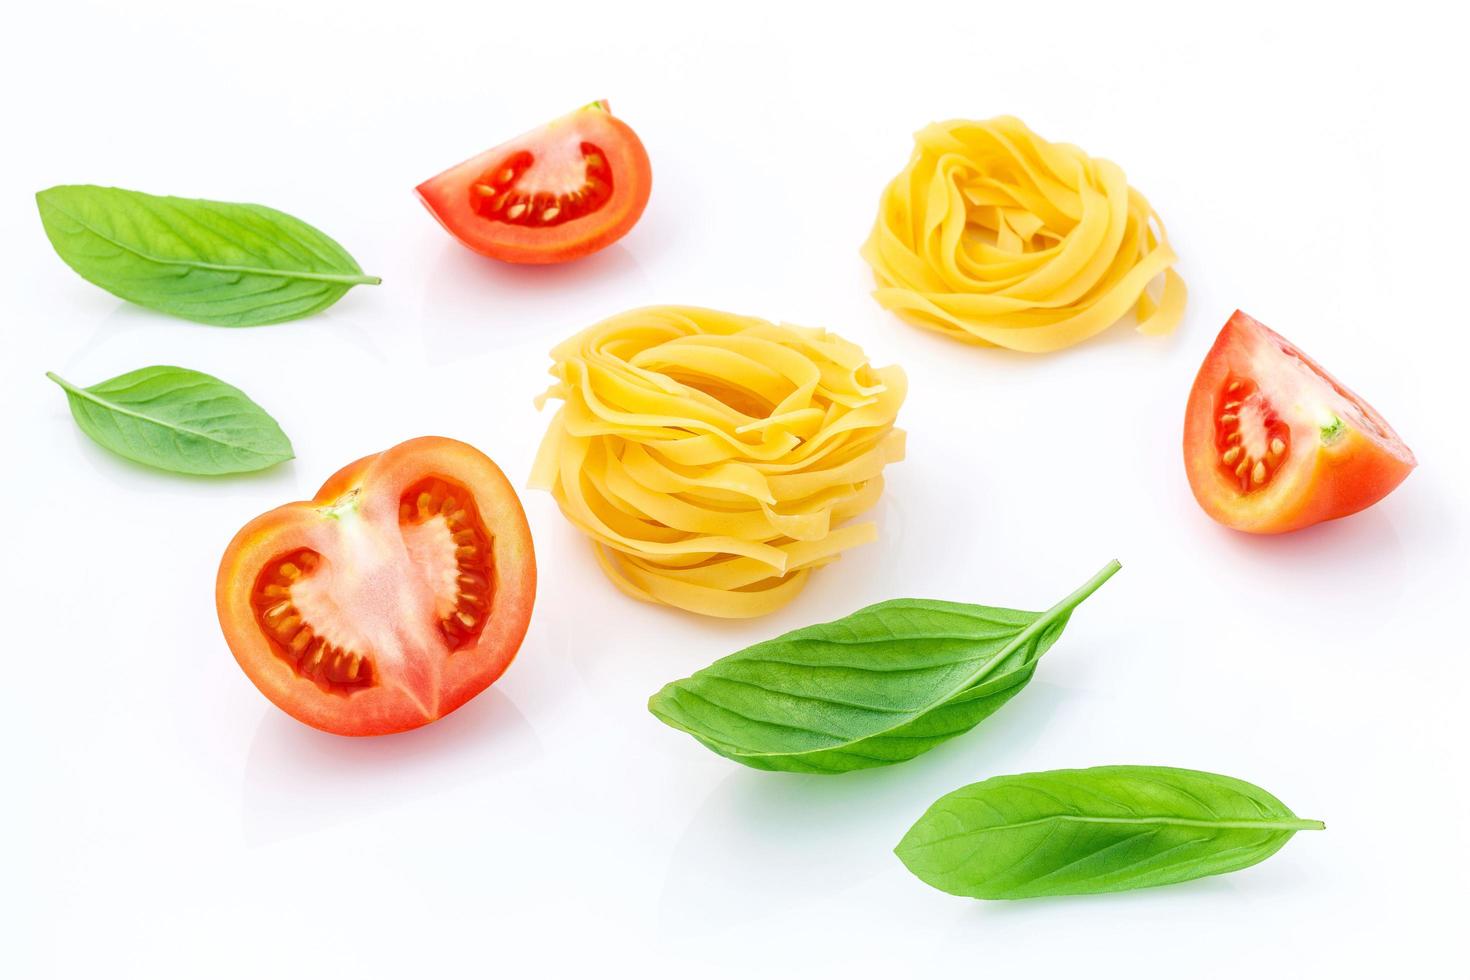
[416,100,652,264]
[216,437,536,736]
[1183,311,1415,534]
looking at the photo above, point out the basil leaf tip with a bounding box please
[896,765,1323,900]
[36,184,379,326]
[648,560,1121,774]
[47,366,294,476]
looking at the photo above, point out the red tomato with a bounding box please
[1183,311,1415,534]
[216,437,536,736]
[415,100,652,264]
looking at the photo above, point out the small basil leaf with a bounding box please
[648,561,1120,774]
[36,185,380,326]
[897,765,1325,900]
[47,367,294,475]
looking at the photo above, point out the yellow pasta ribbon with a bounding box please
[531,307,907,618]
[861,115,1186,353]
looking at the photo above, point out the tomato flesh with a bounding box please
[218,437,536,736]
[1183,311,1415,533]
[468,144,615,228]
[251,549,377,693]
[416,101,651,264]
[1210,373,1294,494]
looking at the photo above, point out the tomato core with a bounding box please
[397,476,496,651]
[243,473,503,700]
[469,143,615,228]
[251,548,377,693]
[1212,374,1293,492]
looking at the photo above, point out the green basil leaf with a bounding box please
[36,185,380,326]
[647,560,1121,774]
[47,366,294,475]
[897,765,1324,900]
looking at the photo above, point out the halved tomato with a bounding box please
[1183,311,1415,534]
[216,437,536,736]
[416,100,652,264]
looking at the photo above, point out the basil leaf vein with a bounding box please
[47,366,294,475]
[896,765,1325,900]
[36,185,380,326]
[647,560,1120,774]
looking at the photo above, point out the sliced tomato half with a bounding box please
[1183,311,1415,534]
[216,437,536,736]
[415,100,652,264]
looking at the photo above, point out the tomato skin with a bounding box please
[216,437,536,736]
[1183,312,1415,534]
[416,103,651,265]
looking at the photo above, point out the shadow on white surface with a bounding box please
[953,850,1323,922]
[1208,503,1410,598]
[419,238,653,359]
[656,683,1069,934]
[959,872,1243,919]
[240,688,541,845]
[657,770,902,935]
[59,289,390,358]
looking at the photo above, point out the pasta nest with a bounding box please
[862,115,1186,353]
[531,306,906,618]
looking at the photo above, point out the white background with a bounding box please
[2,2,1465,976]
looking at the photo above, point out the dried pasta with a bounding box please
[530,306,906,618]
[861,115,1186,353]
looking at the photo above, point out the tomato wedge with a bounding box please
[415,100,651,264]
[216,437,536,736]
[1183,311,1415,534]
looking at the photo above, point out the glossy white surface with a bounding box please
[2,2,1465,976]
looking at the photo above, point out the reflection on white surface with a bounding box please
[241,688,541,845]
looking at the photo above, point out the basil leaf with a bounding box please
[647,560,1120,774]
[47,367,294,475]
[897,765,1324,900]
[36,185,380,326]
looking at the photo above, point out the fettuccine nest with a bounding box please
[531,306,906,618]
[862,115,1186,353]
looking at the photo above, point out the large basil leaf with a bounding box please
[47,366,294,475]
[36,185,379,326]
[897,765,1324,900]
[647,561,1120,774]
